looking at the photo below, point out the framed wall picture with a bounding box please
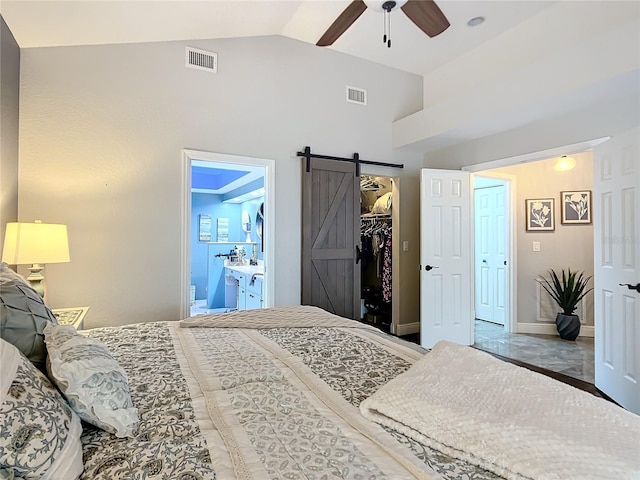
[198,214,212,242]
[217,217,229,242]
[561,190,592,224]
[526,198,555,231]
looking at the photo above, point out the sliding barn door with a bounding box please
[302,157,360,319]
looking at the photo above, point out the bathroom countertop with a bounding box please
[224,262,264,277]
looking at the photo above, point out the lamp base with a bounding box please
[26,263,45,298]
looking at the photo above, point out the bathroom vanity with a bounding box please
[225,262,264,311]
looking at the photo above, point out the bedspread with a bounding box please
[80,306,505,480]
[176,307,435,479]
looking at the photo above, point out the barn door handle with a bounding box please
[356,245,361,264]
[619,283,640,293]
[424,265,439,271]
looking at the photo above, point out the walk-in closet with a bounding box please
[360,175,394,333]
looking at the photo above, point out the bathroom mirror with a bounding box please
[256,203,264,240]
[241,211,251,242]
[256,203,264,252]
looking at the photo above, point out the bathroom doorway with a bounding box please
[181,149,275,318]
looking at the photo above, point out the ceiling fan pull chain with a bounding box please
[387,11,391,48]
[383,9,387,44]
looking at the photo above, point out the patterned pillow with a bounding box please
[0,338,83,480]
[0,277,58,373]
[44,324,139,438]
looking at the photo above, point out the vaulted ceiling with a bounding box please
[0,1,554,77]
[2,1,639,159]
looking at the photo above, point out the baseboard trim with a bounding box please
[517,323,594,338]
[393,322,595,338]
[395,322,420,336]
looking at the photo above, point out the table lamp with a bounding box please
[2,220,70,298]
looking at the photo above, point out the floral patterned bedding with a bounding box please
[80,306,502,480]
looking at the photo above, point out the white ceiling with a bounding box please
[1,0,555,77]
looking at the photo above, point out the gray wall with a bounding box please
[17,35,424,328]
[485,153,594,330]
[0,15,20,250]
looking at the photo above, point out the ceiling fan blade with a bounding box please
[316,0,368,47]
[401,0,450,38]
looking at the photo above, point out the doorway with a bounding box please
[473,175,510,331]
[359,174,395,333]
[180,149,275,319]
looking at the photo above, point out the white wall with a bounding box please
[17,35,424,328]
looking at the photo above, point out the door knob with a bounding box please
[482,259,487,263]
[619,283,640,293]
[424,265,440,271]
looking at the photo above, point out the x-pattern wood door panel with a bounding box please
[302,158,360,319]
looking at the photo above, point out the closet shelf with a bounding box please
[361,214,391,219]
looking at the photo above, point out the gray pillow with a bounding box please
[0,279,58,372]
[0,262,30,287]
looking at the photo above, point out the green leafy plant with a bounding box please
[538,268,593,315]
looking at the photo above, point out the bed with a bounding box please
[2,271,639,480]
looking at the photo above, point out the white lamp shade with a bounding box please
[2,222,70,264]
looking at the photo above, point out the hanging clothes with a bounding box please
[382,237,392,303]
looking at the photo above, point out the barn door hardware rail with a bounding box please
[298,146,403,175]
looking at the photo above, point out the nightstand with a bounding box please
[51,307,89,330]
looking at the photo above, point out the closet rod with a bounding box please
[298,146,404,174]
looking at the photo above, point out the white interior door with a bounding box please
[593,126,640,414]
[420,169,472,349]
[474,184,507,325]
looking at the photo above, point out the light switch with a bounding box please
[532,241,541,252]
[402,241,409,252]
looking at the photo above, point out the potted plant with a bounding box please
[537,268,593,340]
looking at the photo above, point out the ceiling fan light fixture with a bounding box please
[364,0,408,12]
[553,155,577,171]
[317,0,450,47]
[467,16,485,27]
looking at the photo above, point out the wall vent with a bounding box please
[346,86,367,105]
[186,46,218,73]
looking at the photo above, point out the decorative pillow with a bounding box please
[0,338,83,480]
[44,324,139,438]
[0,262,30,287]
[0,278,58,373]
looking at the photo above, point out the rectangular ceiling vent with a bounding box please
[346,85,367,106]
[186,46,218,73]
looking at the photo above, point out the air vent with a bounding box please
[186,46,218,73]
[346,86,367,105]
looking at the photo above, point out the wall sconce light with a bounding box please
[2,220,70,298]
[553,155,576,171]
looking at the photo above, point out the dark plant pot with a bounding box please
[556,313,580,340]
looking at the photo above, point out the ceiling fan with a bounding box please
[317,0,450,48]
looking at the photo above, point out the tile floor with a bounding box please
[473,320,595,384]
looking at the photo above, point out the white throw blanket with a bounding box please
[360,340,640,480]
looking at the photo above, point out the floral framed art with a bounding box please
[526,198,555,231]
[561,190,592,224]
